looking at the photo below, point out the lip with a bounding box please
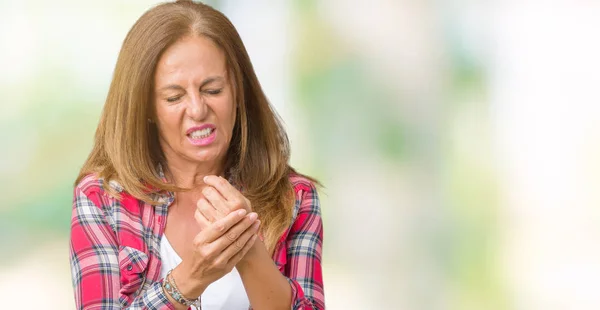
[186,124,217,146]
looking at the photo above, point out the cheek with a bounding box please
[212,98,236,133]
[155,105,182,137]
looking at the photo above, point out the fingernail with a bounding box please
[204,176,209,183]
[254,220,261,228]
[237,209,247,216]
[248,212,258,220]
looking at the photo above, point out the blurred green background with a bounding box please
[2,1,600,309]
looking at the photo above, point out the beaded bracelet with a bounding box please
[162,269,202,309]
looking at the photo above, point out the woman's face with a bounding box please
[153,35,236,168]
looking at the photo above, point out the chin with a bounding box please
[188,150,222,163]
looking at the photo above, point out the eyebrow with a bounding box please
[157,76,225,92]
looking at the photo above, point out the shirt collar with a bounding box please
[105,163,174,203]
[107,179,124,192]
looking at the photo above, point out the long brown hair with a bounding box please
[76,0,316,253]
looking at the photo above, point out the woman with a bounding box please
[69,1,324,309]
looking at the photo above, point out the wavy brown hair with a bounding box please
[76,0,316,253]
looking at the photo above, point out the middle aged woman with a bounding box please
[69,1,325,309]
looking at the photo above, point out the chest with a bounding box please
[111,191,292,307]
[159,235,251,310]
[163,199,203,261]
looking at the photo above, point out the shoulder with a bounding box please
[72,174,149,236]
[74,174,108,206]
[75,173,103,193]
[74,173,128,212]
[288,173,321,218]
[289,173,317,196]
[75,174,124,197]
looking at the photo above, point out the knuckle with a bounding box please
[229,197,240,206]
[199,245,212,258]
[192,238,203,248]
[214,222,225,232]
[213,259,226,270]
[235,239,244,249]
[224,206,235,214]
[227,232,237,241]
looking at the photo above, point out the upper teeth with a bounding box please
[190,128,212,138]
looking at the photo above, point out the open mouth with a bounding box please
[188,127,215,139]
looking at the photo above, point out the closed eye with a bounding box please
[166,96,182,103]
[204,89,223,95]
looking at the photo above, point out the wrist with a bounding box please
[236,237,263,270]
[171,263,206,299]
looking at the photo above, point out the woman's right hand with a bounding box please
[171,208,259,300]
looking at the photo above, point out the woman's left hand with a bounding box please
[196,175,253,228]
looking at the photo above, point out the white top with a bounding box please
[160,235,251,310]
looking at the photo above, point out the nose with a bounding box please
[186,92,208,121]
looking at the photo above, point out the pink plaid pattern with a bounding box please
[70,173,325,309]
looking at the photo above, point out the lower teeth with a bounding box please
[191,131,211,139]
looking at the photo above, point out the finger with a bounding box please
[194,208,211,229]
[204,175,252,213]
[200,209,248,243]
[202,186,229,215]
[210,212,258,252]
[196,197,221,222]
[220,221,260,265]
[203,175,239,201]
[227,233,258,267]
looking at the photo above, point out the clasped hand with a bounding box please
[172,175,258,299]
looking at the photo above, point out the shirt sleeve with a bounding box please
[69,184,176,310]
[285,183,325,309]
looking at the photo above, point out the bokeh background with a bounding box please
[1,0,600,309]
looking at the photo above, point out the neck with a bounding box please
[164,157,225,189]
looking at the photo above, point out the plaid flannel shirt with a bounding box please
[69,173,324,309]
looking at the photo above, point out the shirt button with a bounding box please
[127,264,133,271]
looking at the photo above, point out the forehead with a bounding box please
[154,35,227,85]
